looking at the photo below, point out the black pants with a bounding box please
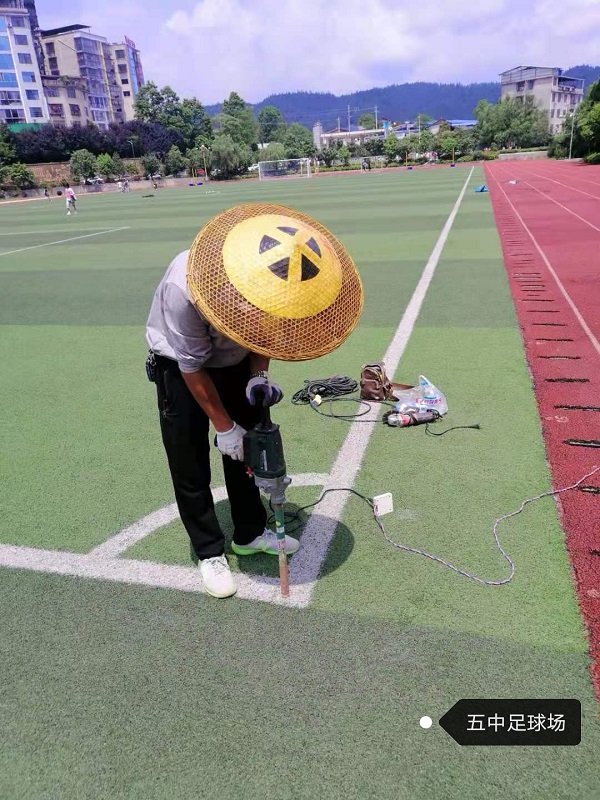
[154,354,267,560]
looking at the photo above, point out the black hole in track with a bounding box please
[538,355,581,360]
[527,310,560,313]
[580,486,600,494]
[590,549,600,556]
[535,338,573,341]
[564,439,600,448]
[555,405,600,411]
[532,323,566,326]
[545,378,589,383]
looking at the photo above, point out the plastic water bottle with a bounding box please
[417,375,448,415]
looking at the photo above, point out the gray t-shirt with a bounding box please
[146,250,249,372]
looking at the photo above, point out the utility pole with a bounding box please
[337,117,340,132]
[568,112,576,160]
[347,104,351,133]
[375,105,378,128]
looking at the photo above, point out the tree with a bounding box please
[8,162,36,189]
[210,134,250,179]
[111,151,125,177]
[187,147,205,175]
[134,83,212,150]
[577,80,600,154]
[180,98,213,149]
[364,138,384,156]
[474,97,550,149]
[383,135,400,163]
[97,153,114,180]
[258,105,286,143]
[338,144,351,166]
[222,91,247,117]
[415,113,432,129]
[358,113,376,130]
[319,145,338,167]
[165,145,186,175]
[124,161,140,179]
[0,124,16,166]
[141,154,161,177]
[258,142,286,162]
[69,149,98,181]
[283,122,314,158]
[436,133,459,160]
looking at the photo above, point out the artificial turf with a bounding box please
[1,169,599,799]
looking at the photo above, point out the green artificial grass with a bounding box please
[1,571,599,800]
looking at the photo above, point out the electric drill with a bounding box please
[243,390,292,596]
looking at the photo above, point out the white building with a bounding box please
[500,66,585,134]
[0,0,48,126]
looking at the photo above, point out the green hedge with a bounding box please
[497,146,549,154]
[584,152,600,165]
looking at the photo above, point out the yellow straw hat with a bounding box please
[187,203,363,361]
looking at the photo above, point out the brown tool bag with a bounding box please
[360,362,413,401]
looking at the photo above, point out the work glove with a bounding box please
[246,373,283,407]
[215,422,247,461]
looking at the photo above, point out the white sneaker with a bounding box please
[231,530,300,557]
[199,555,237,598]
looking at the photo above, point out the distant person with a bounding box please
[117,180,123,193]
[124,179,130,193]
[152,179,158,190]
[65,184,77,215]
[44,187,52,202]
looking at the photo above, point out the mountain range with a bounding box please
[206,65,600,129]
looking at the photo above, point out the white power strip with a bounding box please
[373,492,394,517]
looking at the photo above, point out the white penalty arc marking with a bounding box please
[88,472,330,560]
[0,473,329,604]
[289,167,474,607]
[0,226,131,257]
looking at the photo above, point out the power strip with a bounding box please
[373,492,394,517]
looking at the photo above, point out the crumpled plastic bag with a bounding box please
[391,375,448,416]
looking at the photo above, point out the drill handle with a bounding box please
[253,387,272,429]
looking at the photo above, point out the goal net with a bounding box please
[360,156,385,173]
[258,158,312,181]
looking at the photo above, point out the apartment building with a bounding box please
[40,24,124,129]
[111,37,144,121]
[41,73,88,127]
[500,66,585,134]
[0,0,48,125]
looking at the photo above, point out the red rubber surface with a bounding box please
[485,159,600,700]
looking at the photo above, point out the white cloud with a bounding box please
[42,0,600,105]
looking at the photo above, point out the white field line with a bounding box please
[489,172,600,359]
[0,473,328,604]
[88,472,329,559]
[288,166,475,607]
[0,227,115,236]
[0,169,473,606]
[0,226,130,257]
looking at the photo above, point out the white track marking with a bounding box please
[527,170,600,201]
[289,167,474,607]
[88,472,329,559]
[497,167,600,234]
[489,173,600,359]
[0,226,130,257]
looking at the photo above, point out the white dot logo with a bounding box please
[420,716,433,729]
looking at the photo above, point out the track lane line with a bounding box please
[487,170,600,359]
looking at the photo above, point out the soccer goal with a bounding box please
[360,157,385,173]
[258,158,312,181]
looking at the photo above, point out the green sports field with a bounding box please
[1,169,599,799]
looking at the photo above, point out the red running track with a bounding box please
[485,159,600,700]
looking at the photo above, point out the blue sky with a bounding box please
[42,0,600,104]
